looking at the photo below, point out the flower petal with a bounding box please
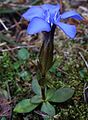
[27,17,51,34]
[41,4,60,24]
[61,10,83,20]
[41,4,60,14]
[56,22,76,38]
[22,6,44,21]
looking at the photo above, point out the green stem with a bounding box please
[41,75,46,100]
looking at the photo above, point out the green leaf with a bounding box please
[79,69,85,78]
[0,89,9,99]
[32,79,41,95]
[13,62,21,70]
[17,48,29,60]
[49,60,61,73]
[14,99,38,113]
[1,117,6,120]
[18,70,31,81]
[19,71,28,77]
[50,88,74,103]
[46,89,56,101]
[56,72,62,77]
[41,102,55,117]
[31,95,43,104]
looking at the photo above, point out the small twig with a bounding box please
[13,18,21,30]
[1,108,11,116]
[0,18,8,31]
[79,52,88,69]
[34,110,48,117]
[0,101,12,105]
[9,21,22,29]
[0,21,22,33]
[60,0,63,13]
[7,82,11,101]
[76,46,88,54]
[0,42,6,46]
[57,68,68,75]
[57,0,63,13]
[0,45,36,52]
[7,82,13,120]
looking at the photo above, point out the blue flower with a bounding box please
[22,4,83,38]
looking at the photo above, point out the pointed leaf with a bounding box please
[31,95,43,104]
[41,102,55,117]
[39,33,54,75]
[50,88,74,102]
[14,99,38,113]
[32,79,41,95]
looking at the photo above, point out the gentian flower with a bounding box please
[22,4,83,38]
